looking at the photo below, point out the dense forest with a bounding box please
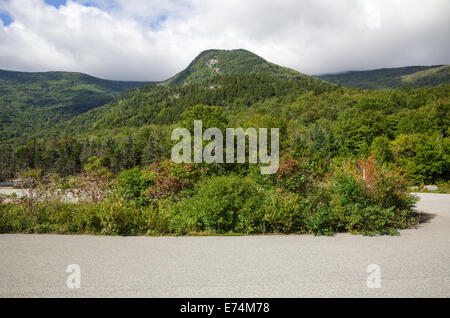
[0,69,152,145]
[319,65,450,90]
[0,49,448,236]
[1,73,447,185]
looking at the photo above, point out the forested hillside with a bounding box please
[43,72,330,138]
[0,50,448,187]
[163,49,308,86]
[319,65,450,89]
[0,70,151,145]
[0,49,449,236]
[1,76,448,186]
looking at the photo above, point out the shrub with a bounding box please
[249,155,315,195]
[141,203,171,235]
[97,197,144,235]
[276,155,314,194]
[390,134,449,184]
[0,156,419,236]
[0,198,172,236]
[116,167,155,205]
[301,189,335,236]
[67,157,114,203]
[145,161,201,202]
[328,154,418,235]
[357,154,416,212]
[263,191,305,233]
[168,175,265,234]
[306,203,335,236]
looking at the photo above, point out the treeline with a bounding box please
[0,126,170,179]
[0,75,448,186]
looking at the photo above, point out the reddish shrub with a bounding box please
[145,161,200,201]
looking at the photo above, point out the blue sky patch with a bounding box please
[149,15,167,30]
[0,10,13,27]
[44,0,67,8]
[44,1,108,10]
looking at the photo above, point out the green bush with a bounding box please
[97,198,143,235]
[0,199,171,236]
[168,175,265,234]
[275,156,314,194]
[0,205,35,233]
[263,191,305,233]
[145,161,202,202]
[0,154,419,236]
[249,155,315,195]
[141,203,171,235]
[391,133,449,184]
[327,155,418,235]
[116,167,155,205]
[302,189,335,236]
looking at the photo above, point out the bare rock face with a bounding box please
[202,57,221,74]
[204,57,218,68]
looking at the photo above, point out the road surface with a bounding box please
[0,193,449,297]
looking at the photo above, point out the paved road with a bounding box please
[0,193,449,298]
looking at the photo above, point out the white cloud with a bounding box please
[0,0,448,80]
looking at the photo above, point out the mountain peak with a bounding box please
[163,49,306,86]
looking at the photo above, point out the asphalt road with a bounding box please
[0,193,449,298]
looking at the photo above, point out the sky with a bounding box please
[0,0,449,81]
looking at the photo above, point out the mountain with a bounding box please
[163,49,308,86]
[318,65,450,89]
[0,49,328,144]
[38,72,333,142]
[0,50,448,187]
[0,70,151,144]
[401,65,450,87]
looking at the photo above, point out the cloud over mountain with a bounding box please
[0,0,448,81]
